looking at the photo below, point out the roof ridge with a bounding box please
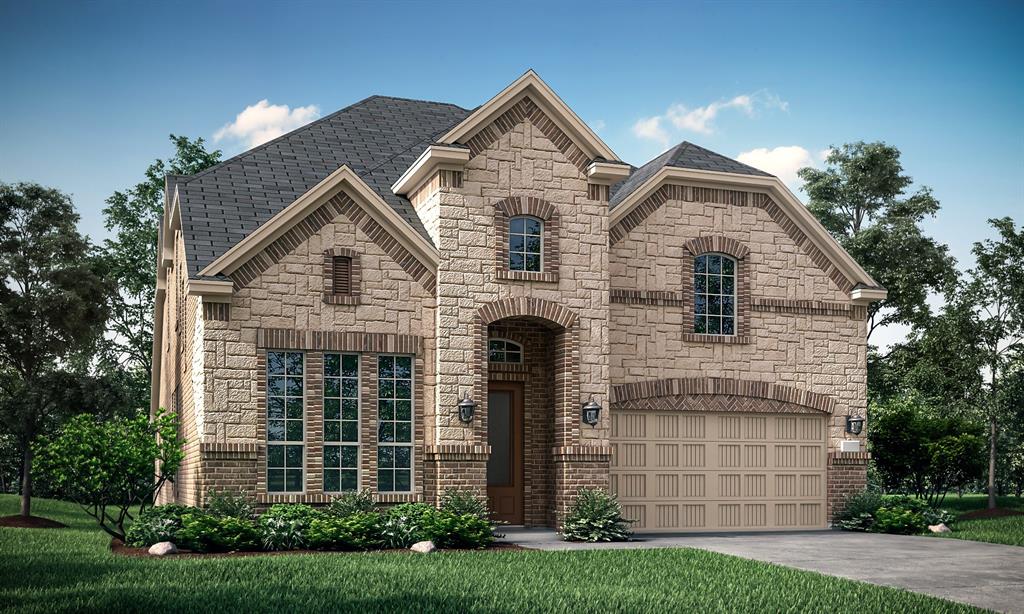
[175,95,471,185]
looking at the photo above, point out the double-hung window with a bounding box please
[267,351,305,492]
[323,353,360,492]
[377,355,413,492]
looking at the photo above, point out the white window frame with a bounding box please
[266,350,306,494]
[323,352,361,494]
[508,215,544,273]
[376,354,415,493]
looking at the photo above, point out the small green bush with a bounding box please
[205,489,255,520]
[380,503,435,548]
[439,490,488,519]
[560,488,632,542]
[258,504,324,551]
[326,490,377,517]
[307,512,383,550]
[177,512,259,552]
[873,506,927,535]
[125,504,195,547]
[836,491,955,534]
[424,512,494,549]
[836,491,884,532]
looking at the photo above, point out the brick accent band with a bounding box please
[255,328,422,354]
[612,393,825,415]
[202,302,230,321]
[588,184,610,201]
[231,190,436,295]
[610,289,686,306]
[610,377,836,414]
[752,298,859,318]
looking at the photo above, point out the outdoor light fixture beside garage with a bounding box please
[458,392,476,423]
[582,396,601,426]
[846,414,865,436]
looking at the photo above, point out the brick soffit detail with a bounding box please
[610,377,836,415]
[609,186,857,294]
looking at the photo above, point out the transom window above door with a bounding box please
[508,216,542,272]
[694,253,736,335]
[488,339,523,364]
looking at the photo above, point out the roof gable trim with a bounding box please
[438,70,619,163]
[196,166,439,279]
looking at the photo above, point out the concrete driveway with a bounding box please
[501,529,1024,613]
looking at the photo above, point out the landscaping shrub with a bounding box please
[125,504,194,547]
[423,511,494,549]
[204,489,255,520]
[380,503,435,548]
[836,491,954,534]
[836,491,884,532]
[258,504,324,551]
[872,506,927,535]
[560,488,632,542]
[439,490,488,519]
[177,512,259,552]
[326,490,376,517]
[307,512,383,550]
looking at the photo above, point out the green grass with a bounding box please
[932,493,1024,547]
[0,496,979,613]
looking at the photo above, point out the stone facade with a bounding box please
[156,82,875,527]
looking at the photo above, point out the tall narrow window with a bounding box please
[694,254,736,336]
[509,216,542,272]
[267,351,304,492]
[332,255,352,295]
[377,355,413,492]
[324,353,360,492]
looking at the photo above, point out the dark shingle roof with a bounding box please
[609,141,771,209]
[173,95,472,277]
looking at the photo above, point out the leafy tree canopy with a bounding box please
[799,142,957,340]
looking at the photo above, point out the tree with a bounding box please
[960,218,1024,508]
[799,142,957,342]
[99,135,221,409]
[0,182,112,517]
[33,409,183,541]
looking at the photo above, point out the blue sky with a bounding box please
[1,0,1020,345]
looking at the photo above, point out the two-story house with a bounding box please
[153,71,883,532]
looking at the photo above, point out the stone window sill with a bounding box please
[681,333,752,345]
[323,294,362,305]
[495,268,559,283]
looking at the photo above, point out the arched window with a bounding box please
[509,216,543,272]
[694,253,736,335]
[488,339,523,363]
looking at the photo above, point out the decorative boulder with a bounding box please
[410,540,437,553]
[928,523,951,534]
[148,541,178,556]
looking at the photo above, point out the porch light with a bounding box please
[846,414,865,436]
[582,396,601,427]
[457,392,476,423]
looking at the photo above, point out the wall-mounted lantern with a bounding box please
[457,392,477,424]
[846,414,865,436]
[582,396,601,426]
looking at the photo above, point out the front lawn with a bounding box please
[0,496,978,613]
[932,494,1024,547]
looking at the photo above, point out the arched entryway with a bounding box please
[474,298,579,526]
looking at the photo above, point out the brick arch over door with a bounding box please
[610,377,836,415]
[474,297,581,450]
[493,197,561,282]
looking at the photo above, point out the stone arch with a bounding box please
[476,297,578,330]
[682,235,750,260]
[609,377,835,414]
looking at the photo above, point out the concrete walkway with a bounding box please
[500,528,1024,613]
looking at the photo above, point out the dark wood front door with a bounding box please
[487,382,524,524]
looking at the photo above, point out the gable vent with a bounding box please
[332,256,352,295]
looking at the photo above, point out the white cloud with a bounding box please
[591,119,606,132]
[632,116,669,148]
[214,100,321,149]
[736,146,816,190]
[635,91,788,143]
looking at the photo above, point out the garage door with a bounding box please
[610,410,827,532]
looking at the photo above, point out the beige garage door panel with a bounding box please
[610,411,827,532]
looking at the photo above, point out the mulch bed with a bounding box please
[0,515,67,529]
[111,540,527,559]
[959,507,1024,520]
